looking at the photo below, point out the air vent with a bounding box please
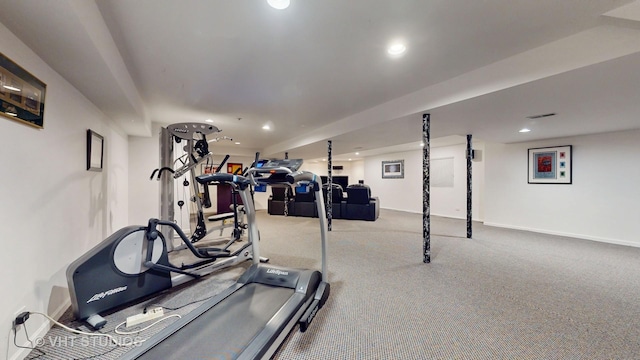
[526,112,556,119]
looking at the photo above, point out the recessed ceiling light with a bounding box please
[355,152,359,155]
[519,128,531,133]
[420,142,425,147]
[262,124,270,130]
[205,119,213,123]
[348,159,352,161]
[267,0,290,9]
[235,142,241,145]
[387,42,406,56]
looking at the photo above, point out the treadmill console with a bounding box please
[255,159,303,173]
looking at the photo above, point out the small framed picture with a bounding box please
[87,129,104,171]
[528,145,572,184]
[382,160,404,179]
[227,162,243,175]
[0,53,46,129]
[201,164,219,174]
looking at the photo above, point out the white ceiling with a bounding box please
[1,0,640,161]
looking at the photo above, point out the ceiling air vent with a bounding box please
[526,112,556,119]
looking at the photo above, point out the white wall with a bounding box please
[301,160,364,184]
[128,124,161,225]
[0,23,129,360]
[363,143,485,220]
[484,130,640,246]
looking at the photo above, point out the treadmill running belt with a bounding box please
[133,283,294,360]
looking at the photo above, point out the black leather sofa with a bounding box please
[344,184,379,221]
[267,182,379,222]
[290,186,317,217]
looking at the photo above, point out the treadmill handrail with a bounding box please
[246,167,328,282]
[196,173,252,189]
[286,170,317,184]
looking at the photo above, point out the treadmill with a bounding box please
[120,159,330,360]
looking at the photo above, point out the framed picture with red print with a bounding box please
[528,145,572,184]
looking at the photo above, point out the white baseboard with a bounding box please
[379,207,636,247]
[483,222,640,248]
[50,298,71,322]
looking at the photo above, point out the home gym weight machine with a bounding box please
[152,122,247,248]
[67,123,258,329]
[120,157,330,360]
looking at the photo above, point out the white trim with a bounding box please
[483,222,640,248]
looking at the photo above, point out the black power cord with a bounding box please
[12,314,46,359]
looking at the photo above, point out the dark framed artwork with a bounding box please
[528,145,572,184]
[0,52,46,129]
[87,129,104,171]
[382,160,404,179]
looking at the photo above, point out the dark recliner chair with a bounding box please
[322,183,346,219]
[290,186,317,217]
[268,186,294,216]
[344,184,379,221]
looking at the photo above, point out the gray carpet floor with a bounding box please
[25,209,640,359]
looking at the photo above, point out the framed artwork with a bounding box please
[528,145,572,184]
[0,52,46,129]
[86,129,104,171]
[201,164,219,175]
[382,160,404,179]
[227,163,243,175]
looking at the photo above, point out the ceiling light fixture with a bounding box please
[387,42,406,56]
[267,0,290,10]
[519,128,531,133]
[235,142,241,145]
[205,119,213,123]
[262,124,271,130]
[355,152,359,155]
